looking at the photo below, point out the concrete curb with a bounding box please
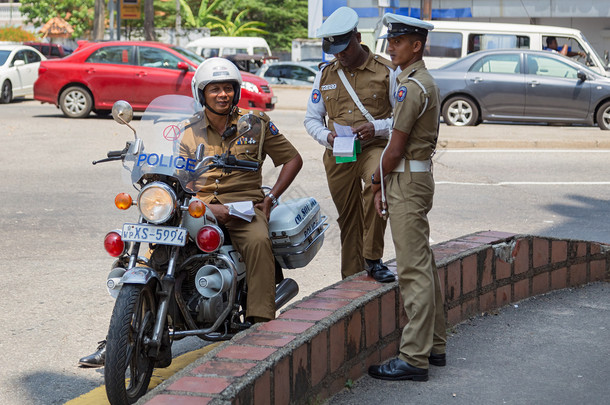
[138,231,609,405]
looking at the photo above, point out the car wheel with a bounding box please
[596,101,610,130]
[442,96,479,126]
[0,80,12,104]
[59,86,93,118]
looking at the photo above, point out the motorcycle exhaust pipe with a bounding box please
[275,278,299,310]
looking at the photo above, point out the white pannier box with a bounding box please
[268,197,328,269]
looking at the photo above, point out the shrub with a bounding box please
[0,26,37,42]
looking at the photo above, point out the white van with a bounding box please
[185,36,272,59]
[376,21,609,76]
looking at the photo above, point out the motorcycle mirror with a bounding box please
[237,113,262,138]
[112,100,134,125]
[196,144,205,161]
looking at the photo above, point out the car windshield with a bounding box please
[171,45,204,65]
[0,50,10,65]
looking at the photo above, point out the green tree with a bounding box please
[20,0,95,39]
[178,0,224,28]
[207,8,268,37]
[217,0,307,51]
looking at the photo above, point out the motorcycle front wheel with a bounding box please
[104,283,157,404]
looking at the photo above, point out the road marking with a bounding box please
[436,181,610,186]
[438,149,610,153]
[66,342,220,404]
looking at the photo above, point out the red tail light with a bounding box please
[104,231,125,257]
[196,225,224,253]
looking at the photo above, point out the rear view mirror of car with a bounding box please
[177,61,189,71]
[577,71,587,82]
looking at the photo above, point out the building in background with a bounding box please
[309,0,610,62]
[0,0,25,27]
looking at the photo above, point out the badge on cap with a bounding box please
[311,89,321,103]
[396,86,407,102]
[269,122,279,135]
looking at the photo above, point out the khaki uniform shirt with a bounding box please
[305,46,395,149]
[392,60,440,160]
[180,109,298,204]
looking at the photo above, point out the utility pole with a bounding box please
[144,0,154,40]
[93,0,105,40]
[421,0,432,20]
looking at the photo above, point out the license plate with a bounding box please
[122,223,187,246]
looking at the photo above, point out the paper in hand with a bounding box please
[224,201,255,222]
[332,123,356,157]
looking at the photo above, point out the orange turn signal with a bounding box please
[188,200,206,218]
[115,193,133,210]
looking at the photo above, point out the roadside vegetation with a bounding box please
[18,0,308,51]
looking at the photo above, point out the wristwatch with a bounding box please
[267,192,278,206]
[371,173,381,185]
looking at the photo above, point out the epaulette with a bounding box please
[318,60,333,70]
[238,108,271,123]
[181,111,204,130]
[373,54,396,69]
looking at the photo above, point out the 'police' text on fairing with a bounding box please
[136,153,197,172]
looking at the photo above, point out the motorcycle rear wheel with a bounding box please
[104,283,157,404]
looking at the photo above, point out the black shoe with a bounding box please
[365,259,395,283]
[429,352,446,367]
[368,358,428,381]
[79,340,106,368]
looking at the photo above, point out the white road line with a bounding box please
[437,149,610,153]
[436,181,610,186]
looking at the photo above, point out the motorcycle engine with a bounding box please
[180,255,235,323]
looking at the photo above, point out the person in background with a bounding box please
[304,6,397,283]
[368,13,447,382]
[545,36,586,58]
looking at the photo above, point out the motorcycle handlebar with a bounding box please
[225,155,259,170]
[107,149,125,158]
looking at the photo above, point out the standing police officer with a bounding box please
[304,6,396,282]
[368,14,447,381]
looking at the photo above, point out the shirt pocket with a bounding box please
[322,87,341,119]
[360,80,387,116]
[232,143,259,162]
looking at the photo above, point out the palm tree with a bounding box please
[179,0,224,28]
[207,8,268,36]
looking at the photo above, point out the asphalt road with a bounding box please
[1,97,609,404]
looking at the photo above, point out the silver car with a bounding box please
[429,49,610,130]
[255,61,320,86]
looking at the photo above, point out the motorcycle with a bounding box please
[93,95,328,404]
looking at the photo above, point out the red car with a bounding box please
[34,41,276,118]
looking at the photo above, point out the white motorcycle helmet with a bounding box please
[191,57,242,110]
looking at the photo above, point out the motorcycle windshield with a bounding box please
[122,95,203,193]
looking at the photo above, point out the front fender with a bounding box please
[121,266,161,285]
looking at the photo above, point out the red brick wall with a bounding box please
[142,231,609,405]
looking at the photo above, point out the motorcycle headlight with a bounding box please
[137,182,177,224]
[241,81,260,94]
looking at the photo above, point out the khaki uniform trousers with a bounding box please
[386,170,446,368]
[224,207,276,320]
[323,145,388,279]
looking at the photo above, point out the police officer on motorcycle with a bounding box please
[79,57,303,367]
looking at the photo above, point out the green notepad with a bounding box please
[335,140,361,163]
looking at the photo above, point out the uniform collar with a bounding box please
[397,59,426,81]
[329,45,377,73]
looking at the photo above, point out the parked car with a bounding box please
[23,42,73,59]
[0,44,46,103]
[429,49,610,130]
[255,61,320,86]
[34,41,275,118]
